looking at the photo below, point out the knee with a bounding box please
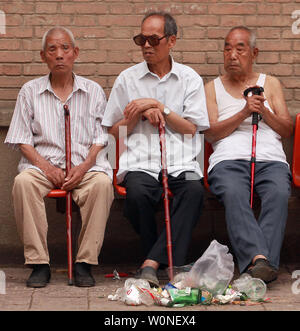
[181,180,204,203]
[126,183,148,203]
[92,173,113,194]
[13,171,32,191]
[267,184,290,204]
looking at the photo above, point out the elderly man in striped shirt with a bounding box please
[5,27,114,288]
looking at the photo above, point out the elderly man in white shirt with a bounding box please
[5,26,114,288]
[103,11,209,287]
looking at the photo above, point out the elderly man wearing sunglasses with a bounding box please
[103,11,209,287]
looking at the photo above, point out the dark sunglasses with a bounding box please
[133,34,168,47]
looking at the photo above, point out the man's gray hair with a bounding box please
[42,26,75,50]
[142,11,178,37]
[227,26,256,48]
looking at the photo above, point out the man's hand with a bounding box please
[244,94,266,117]
[61,164,87,191]
[43,164,65,189]
[142,107,165,127]
[124,98,163,121]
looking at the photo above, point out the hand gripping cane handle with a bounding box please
[243,86,264,127]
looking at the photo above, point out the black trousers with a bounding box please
[123,171,204,266]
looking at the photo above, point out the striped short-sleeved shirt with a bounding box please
[5,73,112,179]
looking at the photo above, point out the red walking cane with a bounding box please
[243,86,264,208]
[158,122,174,281]
[64,104,73,285]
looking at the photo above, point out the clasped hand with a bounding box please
[124,98,165,127]
[44,163,86,191]
[244,92,268,117]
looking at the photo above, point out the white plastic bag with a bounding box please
[108,278,155,306]
[187,240,234,296]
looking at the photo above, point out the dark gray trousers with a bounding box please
[123,171,204,266]
[208,160,291,273]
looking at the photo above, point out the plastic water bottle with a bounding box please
[232,273,266,301]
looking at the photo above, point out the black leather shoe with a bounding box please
[247,258,278,283]
[26,264,51,288]
[74,262,95,287]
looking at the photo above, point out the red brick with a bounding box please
[110,4,133,15]
[24,15,72,26]
[3,27,33,38]
[73,16,98,27]
[2,3,34,14]
[175,40,218,52]
[257,40,292,51]
[281,78,300,89]
[5,14,23,26]
[73,64,98,76]
[0,52,33,63]
[61,3,107,14]
[256,64,293,76]
[257,4,281,14]
[69,27,107,39]
[36,3,58,14]
[0,89,19,100]
[190,64,220,76]
[0,76,30,88]
[182,52,205,64]
[256,52,279,64]
[220,15,245,27]
[96,64,129,76]
[182,28,206,39]
[77,51,106,63]
[207,52,224,64]
[208,4,256,15]
[176,15,218,28]
[0,39,21,50]
[23,64,49,76]
[0,65,22,75]
[107,51,132,63]
[256,28,281,39]
[183,4,207,15]
[281,53,300,64]
[245,15,291,27]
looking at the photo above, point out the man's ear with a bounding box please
[40,50,46,63]
[252,47,259,62]
[168,35,176,49]
[73,46,79,60]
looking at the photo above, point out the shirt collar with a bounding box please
[39,73,88,94]
[138,56,180,80]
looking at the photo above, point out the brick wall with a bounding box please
[0,0,300,125]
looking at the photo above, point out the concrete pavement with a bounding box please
[0,263,300,312]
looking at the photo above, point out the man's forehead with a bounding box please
[141,15,164,33]
[46,31,72,44]
[225,30,250,46]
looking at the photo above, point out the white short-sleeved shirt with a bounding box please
[5,73,112,179]
[102,58,209,183]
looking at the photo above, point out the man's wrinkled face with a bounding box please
[40,30,79,75]
[140,15,175,66]
[223,29,258,75]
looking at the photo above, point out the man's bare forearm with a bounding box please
[19,144,52,172]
